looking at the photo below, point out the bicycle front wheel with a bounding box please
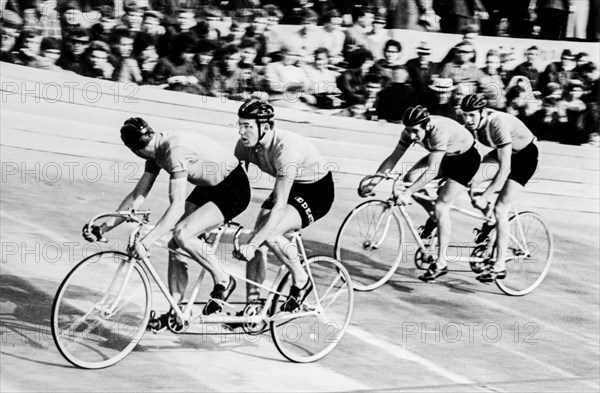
[494,212,553,296]
[335,200,404,291]
[51,251,151,369]
[270,257,354,363]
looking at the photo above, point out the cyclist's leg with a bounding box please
[263,206,308,287]
[434,179,467,269]
[492,179,524,273]
[173,202,229,286]
[167,201,198,303]
[246,209,269,302]
[404,155,436,215]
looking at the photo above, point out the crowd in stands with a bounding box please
[1,1,599,145]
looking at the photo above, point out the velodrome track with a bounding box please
[1,63,599,392]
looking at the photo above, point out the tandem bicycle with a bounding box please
[51,210,354,369]
[334,173,553,296]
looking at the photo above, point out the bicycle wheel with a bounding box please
[270,257,354,363]
[51,251,151,369]
[491,212,553,296]
[335,200,403,291]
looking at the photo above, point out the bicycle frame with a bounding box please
[87,211,327,331]
[364,174,535,264]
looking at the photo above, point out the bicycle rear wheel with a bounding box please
[51,251,151,368]
[335,200,403,291]
[270,257,354,363]
[493,212,553,296]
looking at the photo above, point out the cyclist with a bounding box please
[461,94,539,282]
[82,117,251,329]
[359,106,481,282]
[233,99,335,311]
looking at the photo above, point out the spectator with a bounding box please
[260,4,284,61]
[539,82,567,140]
[110,27,142,83]
[511,45,540,91]
[58,1,83,37]
[207,43,264,100]
[385,0,427,30]
[153,32,198,89]
[580,62,600,145]
[28,0,62,38]
[29,36,62,70]
[191,38,216,86]
[505,84,543,131]
[132,31,158,84]
[423,78,461,121]
[477,49,506,110]
[264,46,312,109]
[14,29,41,66]
[566,0,589,39]
[560,80,588,144]
[440,41,479,86]
[506,0,533,37]
[81,40,114,79]
[239,38,259,69]
[432,0,486,34]
[316,9,345,65]
[223,22,246,46]
[370,39,407,86]
[121,0,145,32]
[287,8,320,60]
[343,8,373,57]
[141,10,165,36]
[337,47,375,106]
[497,46,514,85]
[149,0,177,24]
[98,5,117,34]
[536,0,570,40]
[376,67,419,122]
[405,41,440,99]
[304,47,342,107]
[337,73,382,119]
[56,26,89,73]
[439,27,479,66]
[366,14,389,60]
[1,15,22,64]
[588,0,600,41]
[480,0,503,36]
[241,9,268,64]
[538,49,577,93]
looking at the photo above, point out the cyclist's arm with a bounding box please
[405,151,445,195]
[375,142,409,176]
[102,171,158,232]
[482,144,511,199]
[248,176,294,248]
[140,173,188,248]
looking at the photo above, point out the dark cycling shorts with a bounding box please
[261,172,335,228]
[490,142,539,186]
[439,144,481,187]
[186,164,251,222]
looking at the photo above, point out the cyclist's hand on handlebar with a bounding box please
[234,243,258,262]
[358,184,375,198]
[471,195,490,212]
[131,241,150,260]
[396,190,412,206]
[82,224,105,242]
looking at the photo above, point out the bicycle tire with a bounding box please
[269,256,354,363]
[335,200,404,291]
[51,251,151,369]
[490,212,553,296]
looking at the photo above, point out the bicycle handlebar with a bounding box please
[87,209,152,229]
